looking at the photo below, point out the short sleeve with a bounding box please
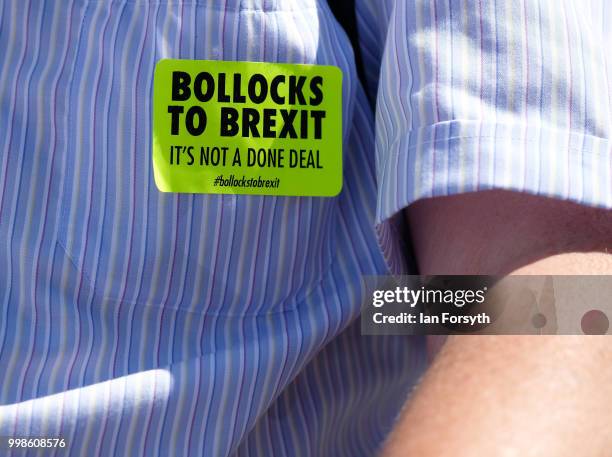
[368,0,612,272]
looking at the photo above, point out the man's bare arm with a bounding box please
[407,189,612,276]
[380,190,612,457]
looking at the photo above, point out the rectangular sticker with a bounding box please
[152,59,343,196]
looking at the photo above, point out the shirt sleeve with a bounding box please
[369,0,612,272]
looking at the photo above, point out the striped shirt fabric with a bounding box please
[0,1,426,455]
[1,0,611,456]
[356,0,612,272]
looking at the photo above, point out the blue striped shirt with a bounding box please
[358,0,612,272]
[1,0,610,456]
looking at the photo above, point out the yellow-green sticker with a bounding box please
[152,59,342,196]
